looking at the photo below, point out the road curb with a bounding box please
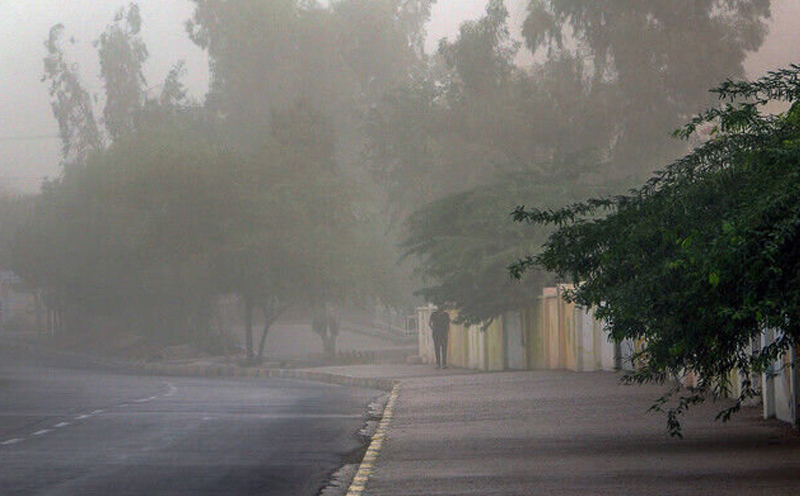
[131,358,399,393]
[346,382,401,496]
[0,339,398,392]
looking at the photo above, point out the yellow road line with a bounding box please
[345,382,401,496]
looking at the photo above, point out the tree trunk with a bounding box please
[34,291,43,331]
[325,309,340,355]
[312,305,329,355]
[46,305,53,336]
[244,299,254,365]
[325,312,340,355]
[256,306,272,363]
[54,306,62,336]
[322,334,336,355]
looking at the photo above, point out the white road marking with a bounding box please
[53,422,71,428]
[91,409,104,414]
[202,417,212,421]
[118,403,129,408]
[1,438,23,446]
[163,383,178,397]
[32,429,51,436]
[133,398,150,403]
[75,414,91,420]
[257,414,362,419]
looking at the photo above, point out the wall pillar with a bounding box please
[762,328,776,419]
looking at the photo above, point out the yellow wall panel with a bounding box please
[486,316,505,371]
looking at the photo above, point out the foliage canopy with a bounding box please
[512,66,800,435]
[404,166,613,325]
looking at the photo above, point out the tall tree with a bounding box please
[367,1,619,221]
[95,3,149,141]
[333,0,434,101]
[186,0,434,161]
[42,24,103,169]
[12,117,240,344]
[511,66,800,435]
[438,0,518,96]
[523,0,772,177]
[382,0,773,329]
[185,0,429,328]
[403,157,616,325]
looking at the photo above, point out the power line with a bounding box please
[0,173,53,179]
[0,134,60,143]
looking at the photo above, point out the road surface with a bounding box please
[0,352,378,496]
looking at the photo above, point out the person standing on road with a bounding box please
[428,308,450,369]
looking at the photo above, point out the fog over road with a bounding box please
[0,352,378,496]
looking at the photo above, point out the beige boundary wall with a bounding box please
[417,297,798,429]
[678,331,798,428]
[761,329,799,427]
[416,305,436,364]
[415,287,619,375]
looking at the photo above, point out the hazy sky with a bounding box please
[0,0,798,192]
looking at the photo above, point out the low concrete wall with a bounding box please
[416,305,436,364]
[523,304,545,369]
[485,317,504,372]
[575,305,596,372]
[418,287,620,374]
[542,288,560,369]
[557,284,578,371]
[467,324,485,370]
[415,300,799,430]
[446,312,469,369]
[762,329,799,427]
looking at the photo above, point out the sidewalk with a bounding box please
[326,365,800,496]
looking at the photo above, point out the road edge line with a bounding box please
[345,382,401,496]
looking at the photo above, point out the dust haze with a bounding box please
[0,2,799,494]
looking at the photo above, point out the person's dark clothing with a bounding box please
[429,309,450,367]
[433,330,448,368]
[429,309,450,334]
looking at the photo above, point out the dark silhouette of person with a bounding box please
[428,308,450,369]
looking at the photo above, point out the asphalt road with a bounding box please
[0,352,379,496]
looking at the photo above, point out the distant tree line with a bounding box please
[12,2,423,360]
[4,0,781,386]
[394,0,789,431]
[395,0,771,323]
